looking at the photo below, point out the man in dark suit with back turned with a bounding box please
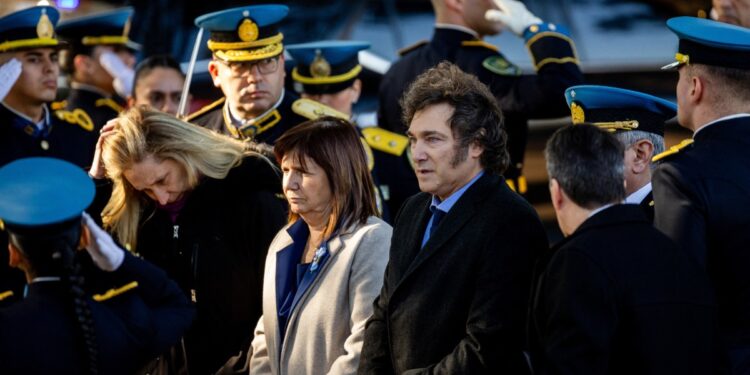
[654,17,750,373]
[529,124,722,374]
[358,62,548,374]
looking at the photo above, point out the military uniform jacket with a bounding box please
[528,204,722,375]
[63,85,122,131]
[101,155,287,374]
[653,115,750,364]
[358,173,548,374]
[0,251,195,375]
[187,91,307,145]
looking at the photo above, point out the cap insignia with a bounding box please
[570,102,585,124]
[36,11,54,39]
[310,49,331,78]
[238,19,259,42]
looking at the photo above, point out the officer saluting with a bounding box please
[654,17,750,373]
[0,157,194,374]
[56,8,138,138]
[286,40,410,221]
[564,85,675,222]
[187,5,307,145]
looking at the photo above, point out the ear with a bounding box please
[8,242,23,269]
[549,178,564,212]
[444,0,463,13]
[79,222,91,250]
[126,95,135,108]
[631,139,654,174]
[73,54,91,76]
[350,79,362,104]
[691,74,705,105]
[207,60,222,88]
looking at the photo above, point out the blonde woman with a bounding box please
[89,107,287,375]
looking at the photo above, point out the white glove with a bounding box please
[485,0,543,36]
[0,58,22,102]
[99,51,134,98]
[82,212,125,271]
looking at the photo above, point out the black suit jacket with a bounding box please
[358,172,548,374]
[0,252,194,375]
[653,116,750,371]
[529,204,723,375]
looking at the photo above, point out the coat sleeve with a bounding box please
[652,162,708,267]
[328,223,392,375]
[531,249,618,375]
[248,316,273,375]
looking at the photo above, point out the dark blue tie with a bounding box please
[428,208,446,240]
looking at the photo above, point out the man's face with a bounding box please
[675,66,694,130]
[462,0,504,37]
[4,48,59,104]
[407,102,483,201]
[130,67,185,115]
[713,0,750,27]
[209,54,286,119]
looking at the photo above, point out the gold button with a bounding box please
[530,25,539,33]
[40,140,49,150]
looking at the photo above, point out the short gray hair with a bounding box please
[613,130,665,169]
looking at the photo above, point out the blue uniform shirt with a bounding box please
[422,171,484,247]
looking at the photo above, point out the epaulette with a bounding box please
[92,281,139,302]
[54,108,95,132]
[397,40,428,56]
[95,98,124,113]
[0,290,14,302]
[461,40,499,53]
[361,127,409,156]
[185,97,225,122]
[50,100,67,111]
[652,139,694,162]
[292,98,348,120]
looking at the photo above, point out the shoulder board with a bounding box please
[397,40,428,56]
[652,139,694,162]
[54,108,95,132]
[50,100,67,111]
[185,97,225,122]
[361,127,409,156]
[482,55,521,76]
[92,281,139,302]
[461,40,499,53]
[0,290,14,302]
[292,98,349,120]
[95,98,124,113]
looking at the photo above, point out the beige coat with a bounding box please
[249,216,391,375]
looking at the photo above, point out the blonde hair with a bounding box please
[101,106,258,249]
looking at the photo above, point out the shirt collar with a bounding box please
[624,182,652,205]
[1,101,50,130]
[226,89,285,127]
[434,23,480,39]
[693,113,750,138]
[430,170,484,214]
[587,203,616,219]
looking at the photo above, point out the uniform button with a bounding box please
[40,140,49,150]
[530,25,539,33]
[549,23,557,31]
[389,140,397,147]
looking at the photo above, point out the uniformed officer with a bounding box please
[654,17,750,374]
[56,8,138,137]
[0,157,194,374]
[286,40,411,221]
[186,5,307,145]
[378,0,583,212]
[564,85,674,222]
[0,6,104,305]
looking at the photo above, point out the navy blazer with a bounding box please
[359,172,548,374]
[0,252,195,375]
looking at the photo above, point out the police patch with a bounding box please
[482,56,521,76]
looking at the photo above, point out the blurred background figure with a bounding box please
[532,124,722,374]
[711,0,750,26]
[128,54,185,115]
[90,107,287,374]
[564,85,675,222]
[286,40,410,221]
[186,5,307,145]
[0,157,194,374]
[57,7,139,132]
[242,117,391,374]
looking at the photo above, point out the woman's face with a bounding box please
[123,155,190,205]
[281,151,333,222]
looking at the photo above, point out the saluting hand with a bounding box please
[485,0,542,36]
[89,119,118,179]
[82,212,125,272]
[0,58,22,102]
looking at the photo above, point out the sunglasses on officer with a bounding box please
[218,55,280,77]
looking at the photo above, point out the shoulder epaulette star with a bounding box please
[92,281,139,302]
[397,40,428,56]
[185,97,225,122]
[361,127,409,156]
[652,139,694,162]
